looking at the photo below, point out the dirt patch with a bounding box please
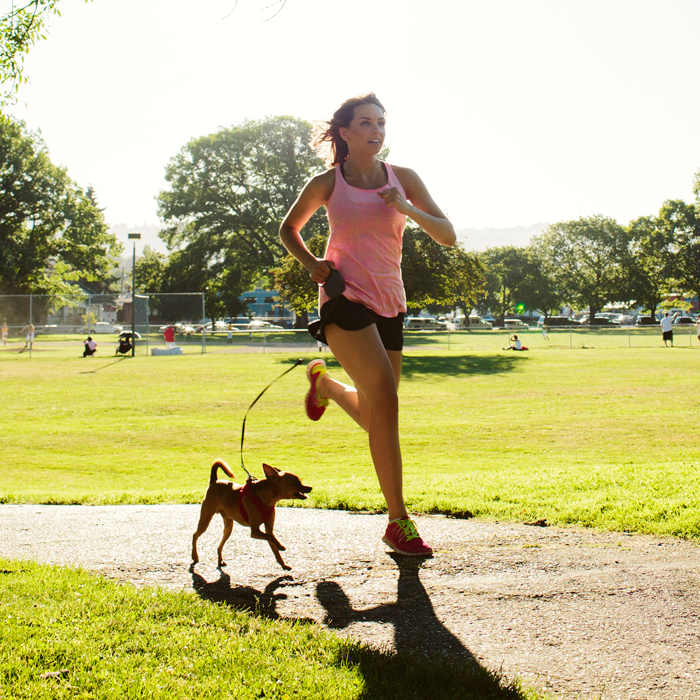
[1,504,698,699]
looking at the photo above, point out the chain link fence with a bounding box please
[2,294,698,357]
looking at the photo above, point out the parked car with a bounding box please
[503,318,529,330]
[673,316,695,325]
[197,321,230,333]
[404,317,448,330]
[577,316,618,327]
[446,315,492,330]
[92,322,123,334]
[611,314,635,325]
[539,316,576,327]
[247,320,284,330]
[635,316,657,326]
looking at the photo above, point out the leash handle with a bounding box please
[240,357,305,480]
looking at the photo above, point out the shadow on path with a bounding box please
[189,565,314,624]
[315,554,528,699]
[317,554,468,658]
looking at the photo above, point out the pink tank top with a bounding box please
[320,162,407,317]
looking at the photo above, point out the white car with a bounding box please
[503,318,529,330]
[247,320,284,330]
[404,317,448,330]
[92,322,123,334]
[447,315,493,330]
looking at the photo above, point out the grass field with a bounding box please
[0,558,539,700]
[1,336,699,538]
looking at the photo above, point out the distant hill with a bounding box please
[457,223,548,252]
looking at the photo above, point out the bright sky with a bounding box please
[5,0,700,242]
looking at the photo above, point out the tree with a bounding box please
[272,231,327,326]
[0,1,91,106]
[480,246,530,323]
[535,215,632,323]
[400,223,484,311]
[518,243,563,318]
[0,117,121,302]
[157,116,326,307]
[627,215,674,321]
[656,191,700,308]
[134,246,167,294]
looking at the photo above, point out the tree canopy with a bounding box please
[0,116,120,296]
[534,215,632,322]
[0,1,92,106]
[157,116,327,306]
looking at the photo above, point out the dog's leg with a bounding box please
[191,503,217,564]
[249,525,286,552]
[266,538,291,571]
[217,516,234,568]
[249,523,290,571]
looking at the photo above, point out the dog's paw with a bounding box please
[217,560,227,568]
[277,544,286,551]
[282,564,292,571]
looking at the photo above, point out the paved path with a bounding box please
[2,505,699,700]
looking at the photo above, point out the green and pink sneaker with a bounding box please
[383,517,433,556]
[305,359,329,421]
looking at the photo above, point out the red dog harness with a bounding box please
[238,481,274,525]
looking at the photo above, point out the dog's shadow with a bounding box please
[189,565,314,624]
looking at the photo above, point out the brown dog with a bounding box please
[191,459,312,571]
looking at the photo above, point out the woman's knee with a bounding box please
[364,378,399,415]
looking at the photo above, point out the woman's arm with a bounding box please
[279,170,335,284]
[380,166,457,247]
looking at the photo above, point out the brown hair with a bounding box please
[310,92,386,167]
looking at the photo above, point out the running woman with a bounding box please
[279,93,456,555]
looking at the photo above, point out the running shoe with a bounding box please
[305,359,329,421]
[382,518,433,556]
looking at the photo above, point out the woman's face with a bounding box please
[339,103,386,156]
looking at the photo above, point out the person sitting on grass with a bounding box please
[83,336,97,357]
[115,337,132,356]
[503,334,528,351]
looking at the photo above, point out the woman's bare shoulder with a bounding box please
[305,168,336,202]
[389,164,425,194]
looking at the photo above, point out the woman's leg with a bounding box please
[321,323,407,521]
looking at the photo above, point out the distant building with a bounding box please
[239,285,294,324]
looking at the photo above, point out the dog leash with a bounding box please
[239,357,306,482]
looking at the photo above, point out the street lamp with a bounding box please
[128,233,141,357]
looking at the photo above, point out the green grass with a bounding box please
[1,340,699,538]
[0,558,541,700]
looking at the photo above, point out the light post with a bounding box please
[128,233,141,357]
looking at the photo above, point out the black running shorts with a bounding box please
[308,295,404,351]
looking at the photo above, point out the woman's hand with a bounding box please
[307,258,336,285]
[377,187,412,216]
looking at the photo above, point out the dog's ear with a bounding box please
[262,463,280,479]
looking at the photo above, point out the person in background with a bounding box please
[1,321,8,346]
[660,312,678,347]
[83,336,97,357]
[163,325,177,349]
[504,334,521,350]
[19,323,34,351]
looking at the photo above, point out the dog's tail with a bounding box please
[210,459,235,484]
